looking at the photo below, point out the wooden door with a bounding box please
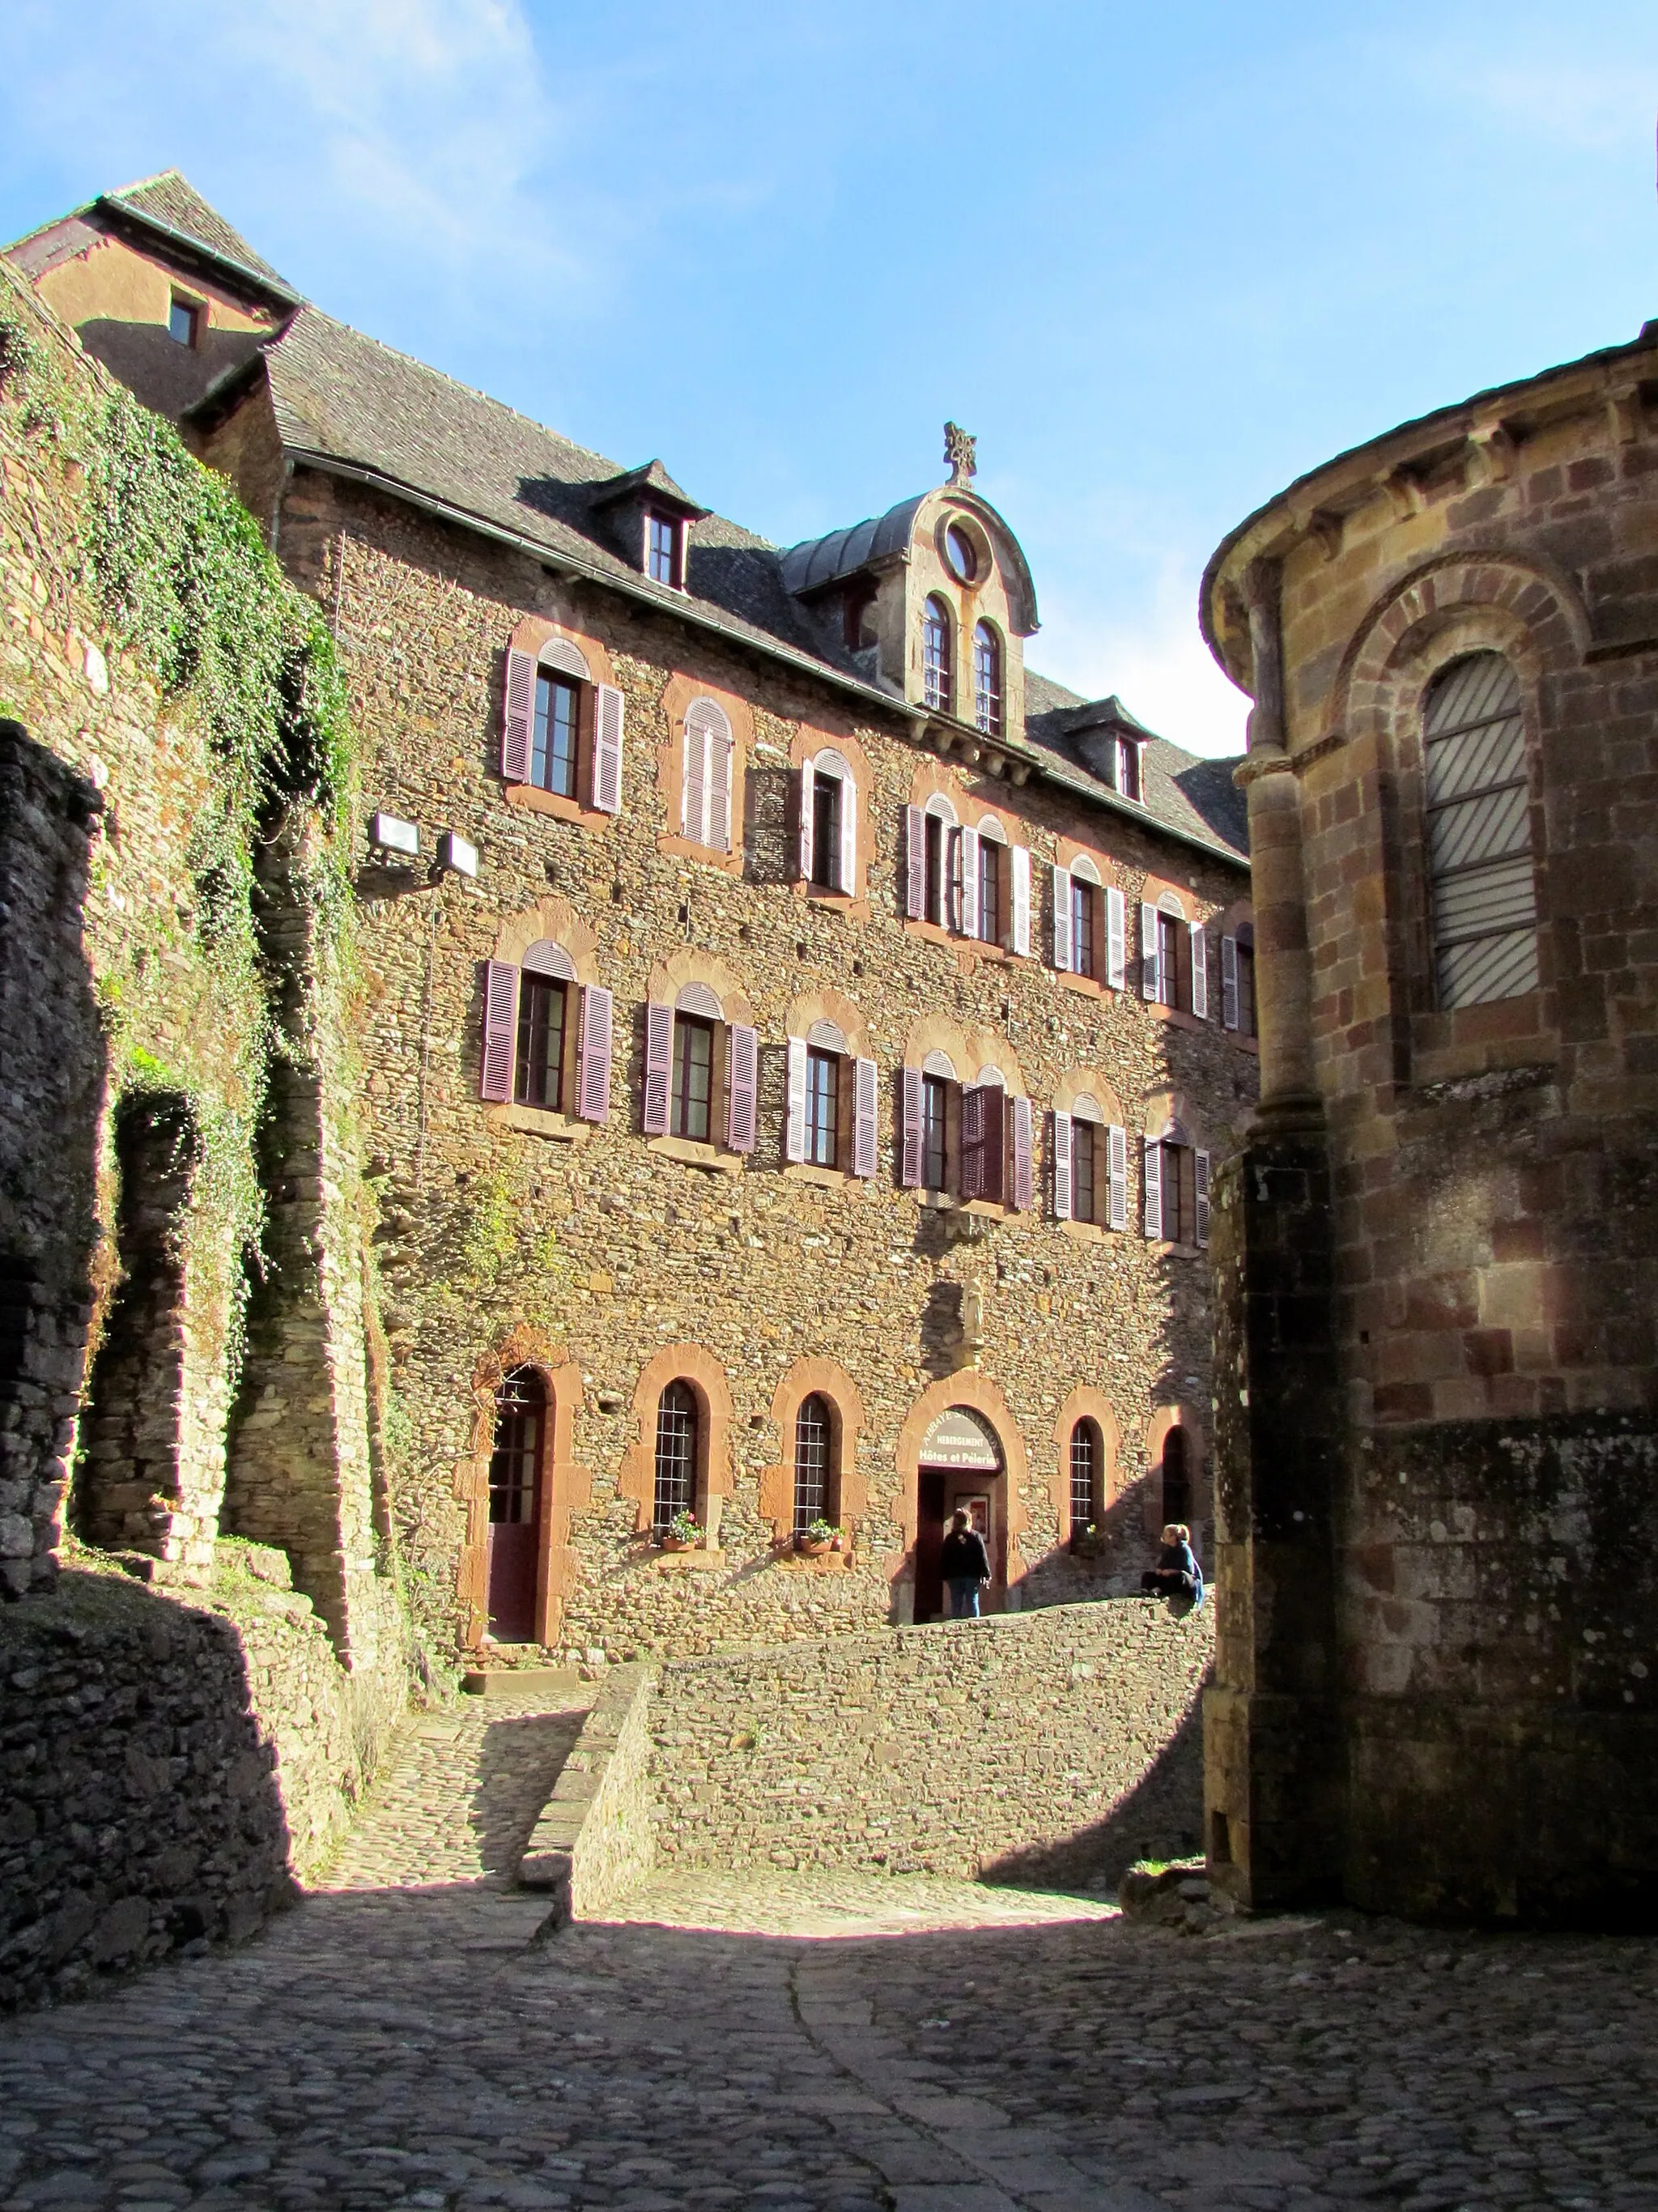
[914,1469,946,1623]
[487,1368,544,1643]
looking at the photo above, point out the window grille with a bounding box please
[1069,1420,1099,1529]
[973,623,1002,735]
[1422,653,1538,1006]
[489,1368,545,1525]
[653,1381,698,1529]
[793,1393,831,1529]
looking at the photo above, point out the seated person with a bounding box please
[1141,1521,1203,1605]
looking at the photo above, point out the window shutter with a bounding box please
[1107,1123,1128,1231]
[1010,1095,1032,1212]
[1221,935,1239,1030]
[852,1056,878,1177]
[643,1002,674,1135]
[593,682,624,813]
[784,1036,809,1163]
[726,1023,758,1151]
[1195,1148,1211,1248]
[682,723,707,844]
[1143,1136,1163,1239]
[480,960,517,1102]
[1141,902,1160,1001]
[1052,1110,1073,1220]
[1106,886,1126,989]
[904,805,927,919]
[709,729,733,853]
[797,758,815,883]
[1191,925,1209,1019]
[1010,844,1031,955]
[900,1066,924,1186]
[959,826,980,940]
[1052,864,1073,971]
[576,985,613,1123]
[838,772,857,895]
[502,649,535,783]
[960,1084,986,1200]
[982,1085,1006,1205]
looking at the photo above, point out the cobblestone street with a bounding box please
[2,1683,1656,2212]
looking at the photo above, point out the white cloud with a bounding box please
[1033,555,1249,760]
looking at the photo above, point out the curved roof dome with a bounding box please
[778,495,927,597]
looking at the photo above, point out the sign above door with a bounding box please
[919,1406,1001,1471]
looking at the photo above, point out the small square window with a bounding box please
[168,296,202,349]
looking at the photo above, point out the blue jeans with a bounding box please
[947,1577,982,1619]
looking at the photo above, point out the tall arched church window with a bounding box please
[1069,1419,1101,1534]
[923,598,952,713]
[793,1393,834,1530]
[973,623,1002,736]
[1161,1427,1190,1527]
[653,1381,699,1529]
[1422,653,1538,1006]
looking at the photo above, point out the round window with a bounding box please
[943,523,978,584]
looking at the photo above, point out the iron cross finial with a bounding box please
[943,421,977,487]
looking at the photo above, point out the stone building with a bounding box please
[1201,317,1658,1923]
[7,172,1254,1665]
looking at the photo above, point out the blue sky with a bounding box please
[3,2,1657,755]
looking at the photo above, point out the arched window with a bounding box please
[1069,1419,1101,1534]
[793,1393,835,1530]
[973,623,1002,737]
[1161,1427,1190,1527]
[1422,653,1538,1006]
[923,598,952,713]
[653,1380,699,1529]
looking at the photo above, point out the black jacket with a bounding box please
[940,1529,991,1582]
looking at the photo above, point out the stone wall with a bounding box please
[648,1597,1212,1886]
[519,1663,656,1921]
[0,1547,385,2011]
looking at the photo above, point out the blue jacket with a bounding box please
[1158,1540,1204,1602]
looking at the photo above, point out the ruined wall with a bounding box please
[267,464,1256,1664]
[1203,328,1658,1923]
[648,1597,1211,1884]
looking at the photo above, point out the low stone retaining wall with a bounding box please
[519,1665,656,1921]
[1,1551,405,2010]
[648,1596,1212,1887]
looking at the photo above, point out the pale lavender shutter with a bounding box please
[1107,1124,1128,1231]
[726,1023,758,1151]
[502,649,535,783]
[838,772,857,895]
[1010,1094,1032,1211]
[643,1002,674,1135]
[797,759,815,883]
[905,805,927,919]
[1106,886,1126,989]
[1196,1149,1211,1247]
[570,984,610,1122]
[852,1057,878,1177]
[960,1084,986,1200]
[1143,1136,1163,1238]
[1191,925,1209,1019]
[980,1085,1006,1205]
[709,728,733,853]
[1221,935,1239,1030]
[1052,864,1072,970]
[784,1036,809,1162]
[1052,1110,1073,1220]
[1010,843,1031,955]
[959,826,980,941]
[480,960,517,1102]
[1141,902,1160,1001]
[593,683,624,813]
[682,723,707,844]
[900,1066,924,1186]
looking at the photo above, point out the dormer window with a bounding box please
[944,524,978,583]
[923,597,952,713]
[973,623,1002,736]
[647,510,684,589]
[168,295,201,348]
[1116,738,1141,802]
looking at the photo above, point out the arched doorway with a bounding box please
[914,1406,1005,1623]
[1161,1426,1191,1528]
[486,1366,545,1642]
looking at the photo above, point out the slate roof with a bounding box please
[102,171,296,298]
[1023,670,1248,861]
[779,497,928,595]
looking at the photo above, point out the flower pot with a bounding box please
[796,1538,831,1556]
[662,1535,695,1552]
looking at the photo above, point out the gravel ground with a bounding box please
[2,1682,1655,2211]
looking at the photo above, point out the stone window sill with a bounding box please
[1144,999,1205,1033]
[795,883,870,920]
[1226,1032,1260,1056]
[484,1102,592,1143]
[657,831,742,877]
[649,1546,727,1573]
[771,1549,855,1573]
[647,1134,743,1175]
[503,783,610,830]
[1057,970,1115,999]
[1060,1217,1107,1244]
[784,1162,849,1189]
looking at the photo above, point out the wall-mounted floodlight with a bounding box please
[439,831,478,878]
[368,811,419,858]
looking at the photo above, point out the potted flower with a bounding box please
[796,1516,840,1557]
[661,1510,704,1552]
[1072,1521,1103,1559]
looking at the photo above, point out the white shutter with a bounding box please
[852,1055,878,1177]
[784,1036,809,1163]
[1222,935,1239,1029]
[592,683,624,813]
[709,730,733,853]
[1010,844,1031,955]
[798,758,815,883]
[1141,902,1160,1001]
[959,826,980,941]
[1052,1110,1073,1221]
[1143,1137,1163,1239]
[1107,1124,1128,1231]
[682,723,707,844]
[839,772,857,895]
[904,805,927,919]
[1106,885,1125,989]
[1052,864,1073,971]
[1191,925,1209,1019]
[1196,1149,1211,1248]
